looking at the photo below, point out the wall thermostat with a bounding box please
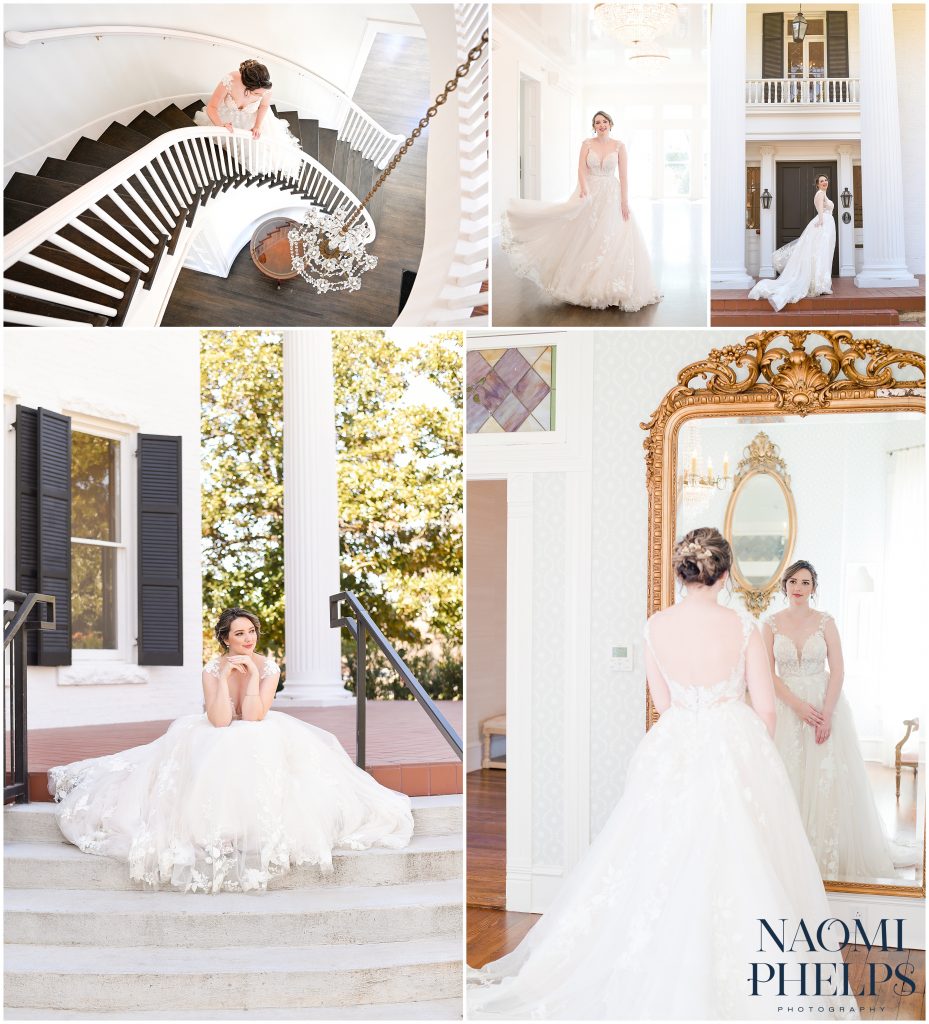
[610,644,634,672]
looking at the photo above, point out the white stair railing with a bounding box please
[746,77,861,106]
[3,125,374,327]
[5,25,406,168]
[396,3,489,326]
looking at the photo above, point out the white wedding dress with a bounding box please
[768,612,901,882]
[49,655,414,893]
[194,73,302,174]
[468,613,858,1019]
[501,146,662,311]
[748,190,835,311]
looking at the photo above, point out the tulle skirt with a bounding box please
[774,675,901,882]
[50,710,414,893]
[193,106,302,177]
[468,700,859,1019]
[748,214,836,311]
[501,175,662,311]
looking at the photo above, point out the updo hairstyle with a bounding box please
[214,607,261,651]
[240,59,272,92]
[673,527,732,588]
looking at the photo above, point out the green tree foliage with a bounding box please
[332,330,463,701]
[200,331,285,667]
[200,329,462,702]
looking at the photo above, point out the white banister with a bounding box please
[4,24,405,167]
[746,77,860,106]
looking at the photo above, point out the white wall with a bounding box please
[894,3,926,275]
[491,17,581,233]
[3,330,204,728]
[3,3,418,176]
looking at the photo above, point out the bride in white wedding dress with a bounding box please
[194,59,302,172]
[468,529,858,1020]
[501,111,662,311]
[50,609,413,893]
[763,560,902,883]
[748,174,835,311]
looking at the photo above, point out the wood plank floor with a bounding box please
[465,770,925,1015]
[161,33,431,327]
[490,198,708,327]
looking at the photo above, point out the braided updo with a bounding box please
[673,527,732,588]
[240,59,272,92]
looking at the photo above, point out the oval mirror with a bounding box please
[723,432,797,613]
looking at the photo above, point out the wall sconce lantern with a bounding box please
[761,188,773,210]
[840,187,853,209]
[791,7,808,42]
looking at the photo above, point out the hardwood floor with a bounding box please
[467,768,540,968]
[161,33,430,327]
[490,198,708,327]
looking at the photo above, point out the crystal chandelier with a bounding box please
[594,4,678,46]
[627,43,671,70]
[290,29,489,293]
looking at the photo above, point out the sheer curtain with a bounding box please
[880,445,925,762]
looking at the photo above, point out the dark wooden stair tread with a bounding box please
[318,128,338,172]
[37,158,104,187]
[68,137,141,170]
[183,100,205,119]
[3,290,110,326]
[128,110,178,140]
[97,122,156,155]
[5,256,135,326]
[156,103,199,130]
[298,118,319,160]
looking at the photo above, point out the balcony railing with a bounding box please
[746,77,861,107]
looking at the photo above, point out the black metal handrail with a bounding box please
[4,589,56,804]
[329,591,463,769]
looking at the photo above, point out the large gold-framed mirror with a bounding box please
[642,330,925,899]
[722,432,797,614]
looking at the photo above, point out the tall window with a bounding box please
[71,431,120,650]
[664,129,690,197]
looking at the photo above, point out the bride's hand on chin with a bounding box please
[226,655,254,676]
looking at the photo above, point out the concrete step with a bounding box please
[4,834,461,891]
[4,794,461,844]
[4,998,462,1019]
[5,878,461,947]
[3,935,462,1011]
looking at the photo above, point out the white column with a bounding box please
[836,145,856,277]
[758,146,777,278]
[710,2,755,289]
[854,4,918,288]
[280,330,350,704]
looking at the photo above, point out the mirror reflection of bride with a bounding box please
[747,174,835,311]
[501,111,662,312]
[763,560,908,882]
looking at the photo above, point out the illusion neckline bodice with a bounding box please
[220,73,262,113]
[768,611,830,678]
[586,146,618,178]
[816,192,834,210]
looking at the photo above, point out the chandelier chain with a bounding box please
[342,29,489,233]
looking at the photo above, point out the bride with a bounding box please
[501,111,662,312]
[748,174,835,311]
[763,560,901,882]
[49,608,414,893]
[468,529,858,1019]
[194,59,302,171]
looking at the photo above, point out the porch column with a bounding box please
[710,2,755,289]
[280,330,350,704]
[836,145,856,277]
[758,146,776,278]
[854,4,918,288]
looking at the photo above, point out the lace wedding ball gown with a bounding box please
[49,656,413,893]
[469,613,858,1019]
[748,191,836,311]
[768,612,900,882]
[501,147,662,311]
[194,73,302,173]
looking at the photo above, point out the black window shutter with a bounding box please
[826,12,849,78]
[137,434,183,666]
[15,406,72,666]
[762,13,784,79]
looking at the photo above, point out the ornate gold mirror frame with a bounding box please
[641,330,925,898]
[722,432,797,615]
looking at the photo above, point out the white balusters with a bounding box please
[86,204,155,257]
[745,77,861,106]
[1,278,118,317]
[45,233,131,283]
[18,253,124,299]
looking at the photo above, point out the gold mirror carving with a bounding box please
[722,432,797,615]
[640,330,925,898]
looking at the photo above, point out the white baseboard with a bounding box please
[827,892,925,950]
[506,862,563,915]
[466,741,483,774]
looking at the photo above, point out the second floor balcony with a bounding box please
[746,77,861,109]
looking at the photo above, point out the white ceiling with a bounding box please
[494,3,708,85]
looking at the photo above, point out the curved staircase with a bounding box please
[4,796,462,1018]
[3,100,385,328]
